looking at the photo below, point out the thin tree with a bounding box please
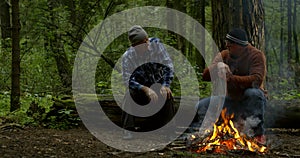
[166,0,187,54]
[60,0,117,70]
[287,0,292,64]
[10,0,21,112]
[293,0,299,63]
[192,0,206,73]
[280,0,284,76]
[293,0,300,87]
[47,0,72,94]
[0,0,11,39]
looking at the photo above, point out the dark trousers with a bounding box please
[121,89,176,131]
[193,88,266,137]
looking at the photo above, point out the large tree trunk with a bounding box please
[211,0,230,51]
[211,0,265,51]
[0,0,11,39]
[10,0,21,112]
[242,0,265,51]
[228,0,243,28]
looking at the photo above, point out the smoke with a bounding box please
[236,116,262,137]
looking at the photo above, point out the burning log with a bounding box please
[187,108,267,154]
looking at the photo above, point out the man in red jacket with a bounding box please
[194,28,267,145]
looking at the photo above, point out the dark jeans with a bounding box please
[193,88,266,136]
[122,89,176,131]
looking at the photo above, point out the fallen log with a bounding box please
[264,99,300,128]
[99,97,300,129]
[49,95,300,129]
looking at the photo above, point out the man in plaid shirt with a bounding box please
[121,25,175,139]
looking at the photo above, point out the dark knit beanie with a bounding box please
[128,25,148,45]
[226,28,248,46]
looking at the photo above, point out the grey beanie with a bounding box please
[128,25,148,45]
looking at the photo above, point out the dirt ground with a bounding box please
[1,125,300,158]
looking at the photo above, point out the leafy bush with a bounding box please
[0,93,80,129]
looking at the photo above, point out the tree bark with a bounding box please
[228,0,243,28]
[211,0,265,51]
[0,0,11,39]
[10,0,21,112]
[211,0,230,51]
[242,0,265,51]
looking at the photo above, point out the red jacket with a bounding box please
[202,45,267,99]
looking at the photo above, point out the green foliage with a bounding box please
[45,108,80,130]
[0,92,12,116]
[172,151,199,158]
[0,92,53,126]
[170,64,212,98]
[268,76,300,100]
[39,96,80,129]
[96,81,112,95]
[0,39,12,91]
[0,93,80,129]
[272,89,300,100]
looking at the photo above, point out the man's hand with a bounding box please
[141,86,158,102]
[217,62,232,80]
[160,86,172,99]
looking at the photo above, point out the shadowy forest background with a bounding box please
[0,0,299,129]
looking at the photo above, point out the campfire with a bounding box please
[187,108,267,154]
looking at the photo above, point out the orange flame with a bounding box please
[192,108,267,154]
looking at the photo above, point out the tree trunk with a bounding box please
[193,0,206,73]
[61,0,77,26]
[293,0,300,87]
[287,0,292,64]
[166,0,186,54]
[0,0,11,39]
[211,0,230,51]
[242,0,265,51]
[10,0,21,112]
[293,0,299,63]
[228,0,243,28]
[280,0,284,76]
[47,0,72,94]
[211,0,265,51]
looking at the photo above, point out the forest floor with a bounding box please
[1,125,300,158]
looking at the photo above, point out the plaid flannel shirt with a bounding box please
[121,38,174,90]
